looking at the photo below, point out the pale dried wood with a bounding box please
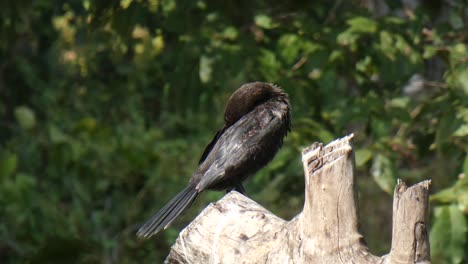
[165,134,431,264]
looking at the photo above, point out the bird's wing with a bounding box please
[198,126,226,165]
[196,108,282,190]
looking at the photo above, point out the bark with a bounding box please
[165,134,431,264]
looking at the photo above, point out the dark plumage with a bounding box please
[137,82,291,238]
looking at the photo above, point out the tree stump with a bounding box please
[165,134,431,263]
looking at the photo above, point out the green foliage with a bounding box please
[14,106,36,130]
[370,153,396,194]
[430,164,468,263]
[0,0,467,263]
[430,204,467,264]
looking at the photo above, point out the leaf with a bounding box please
[162,0,176,13]
[455,68,468,95]
[317,128,335,144]
[449,12,464,29]
[297,118,335,143]
[430,205,467,264]
[337,30,358,47]
[76,117,97,132]
[0,153,18,180]
[151,35,164,54]
[355,56,375,76]
[431,187,459,204]
[254,14,273,29]
[388,97,410,109]
[371,117,391,138]
[379,31,396,60]
[370,154,396,194]
[49,125,69,144]
[222,27,238,40]
[423,45,438,59]
[328,50,344,63]
[120,0,133,9]
[347,17,378,33]
[430,172,468,212]
[199,55,214,83]
[435,111,460,149]
[16,173,37,190]
[453,124,468,137]
[464,154,468,177]
[384,17,405,25]
[278,34,300,64]
[14,106,36,130]
[258,49,281,81]
[355,148,372,167]
[456,107,468,121]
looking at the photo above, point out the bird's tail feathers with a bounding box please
[137,185,199,238]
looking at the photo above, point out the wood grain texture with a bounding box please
[165,134,431,264]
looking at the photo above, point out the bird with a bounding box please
[137,82,291,238]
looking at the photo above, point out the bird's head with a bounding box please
[224,82,289,126]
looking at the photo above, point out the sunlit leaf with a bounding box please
[388,97,410,109]
[255,14,273,29]
[370,154,396,194]
[199,55,214,83]
[431,172,468,211]
[355,148,372,167]
[223,27,238,40]
[14,106,36,130]
[455,68,468,95]
[423,45,438,59]
[355,56,375,76]
[453,124,468,137]
[379,31,396,60]
[278,34,300,64]
[347,17,378,33]
[337,30,358,48]
[464,154,468,177]
[328,50,344,62]
[120,0,133,9]
[162,0,176,13]
[151,35,165,55]
[430,205,467,264]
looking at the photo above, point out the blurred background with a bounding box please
[0,0,467,263]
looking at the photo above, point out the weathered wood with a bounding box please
[390,180,431,264]
[165,134,431,263]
